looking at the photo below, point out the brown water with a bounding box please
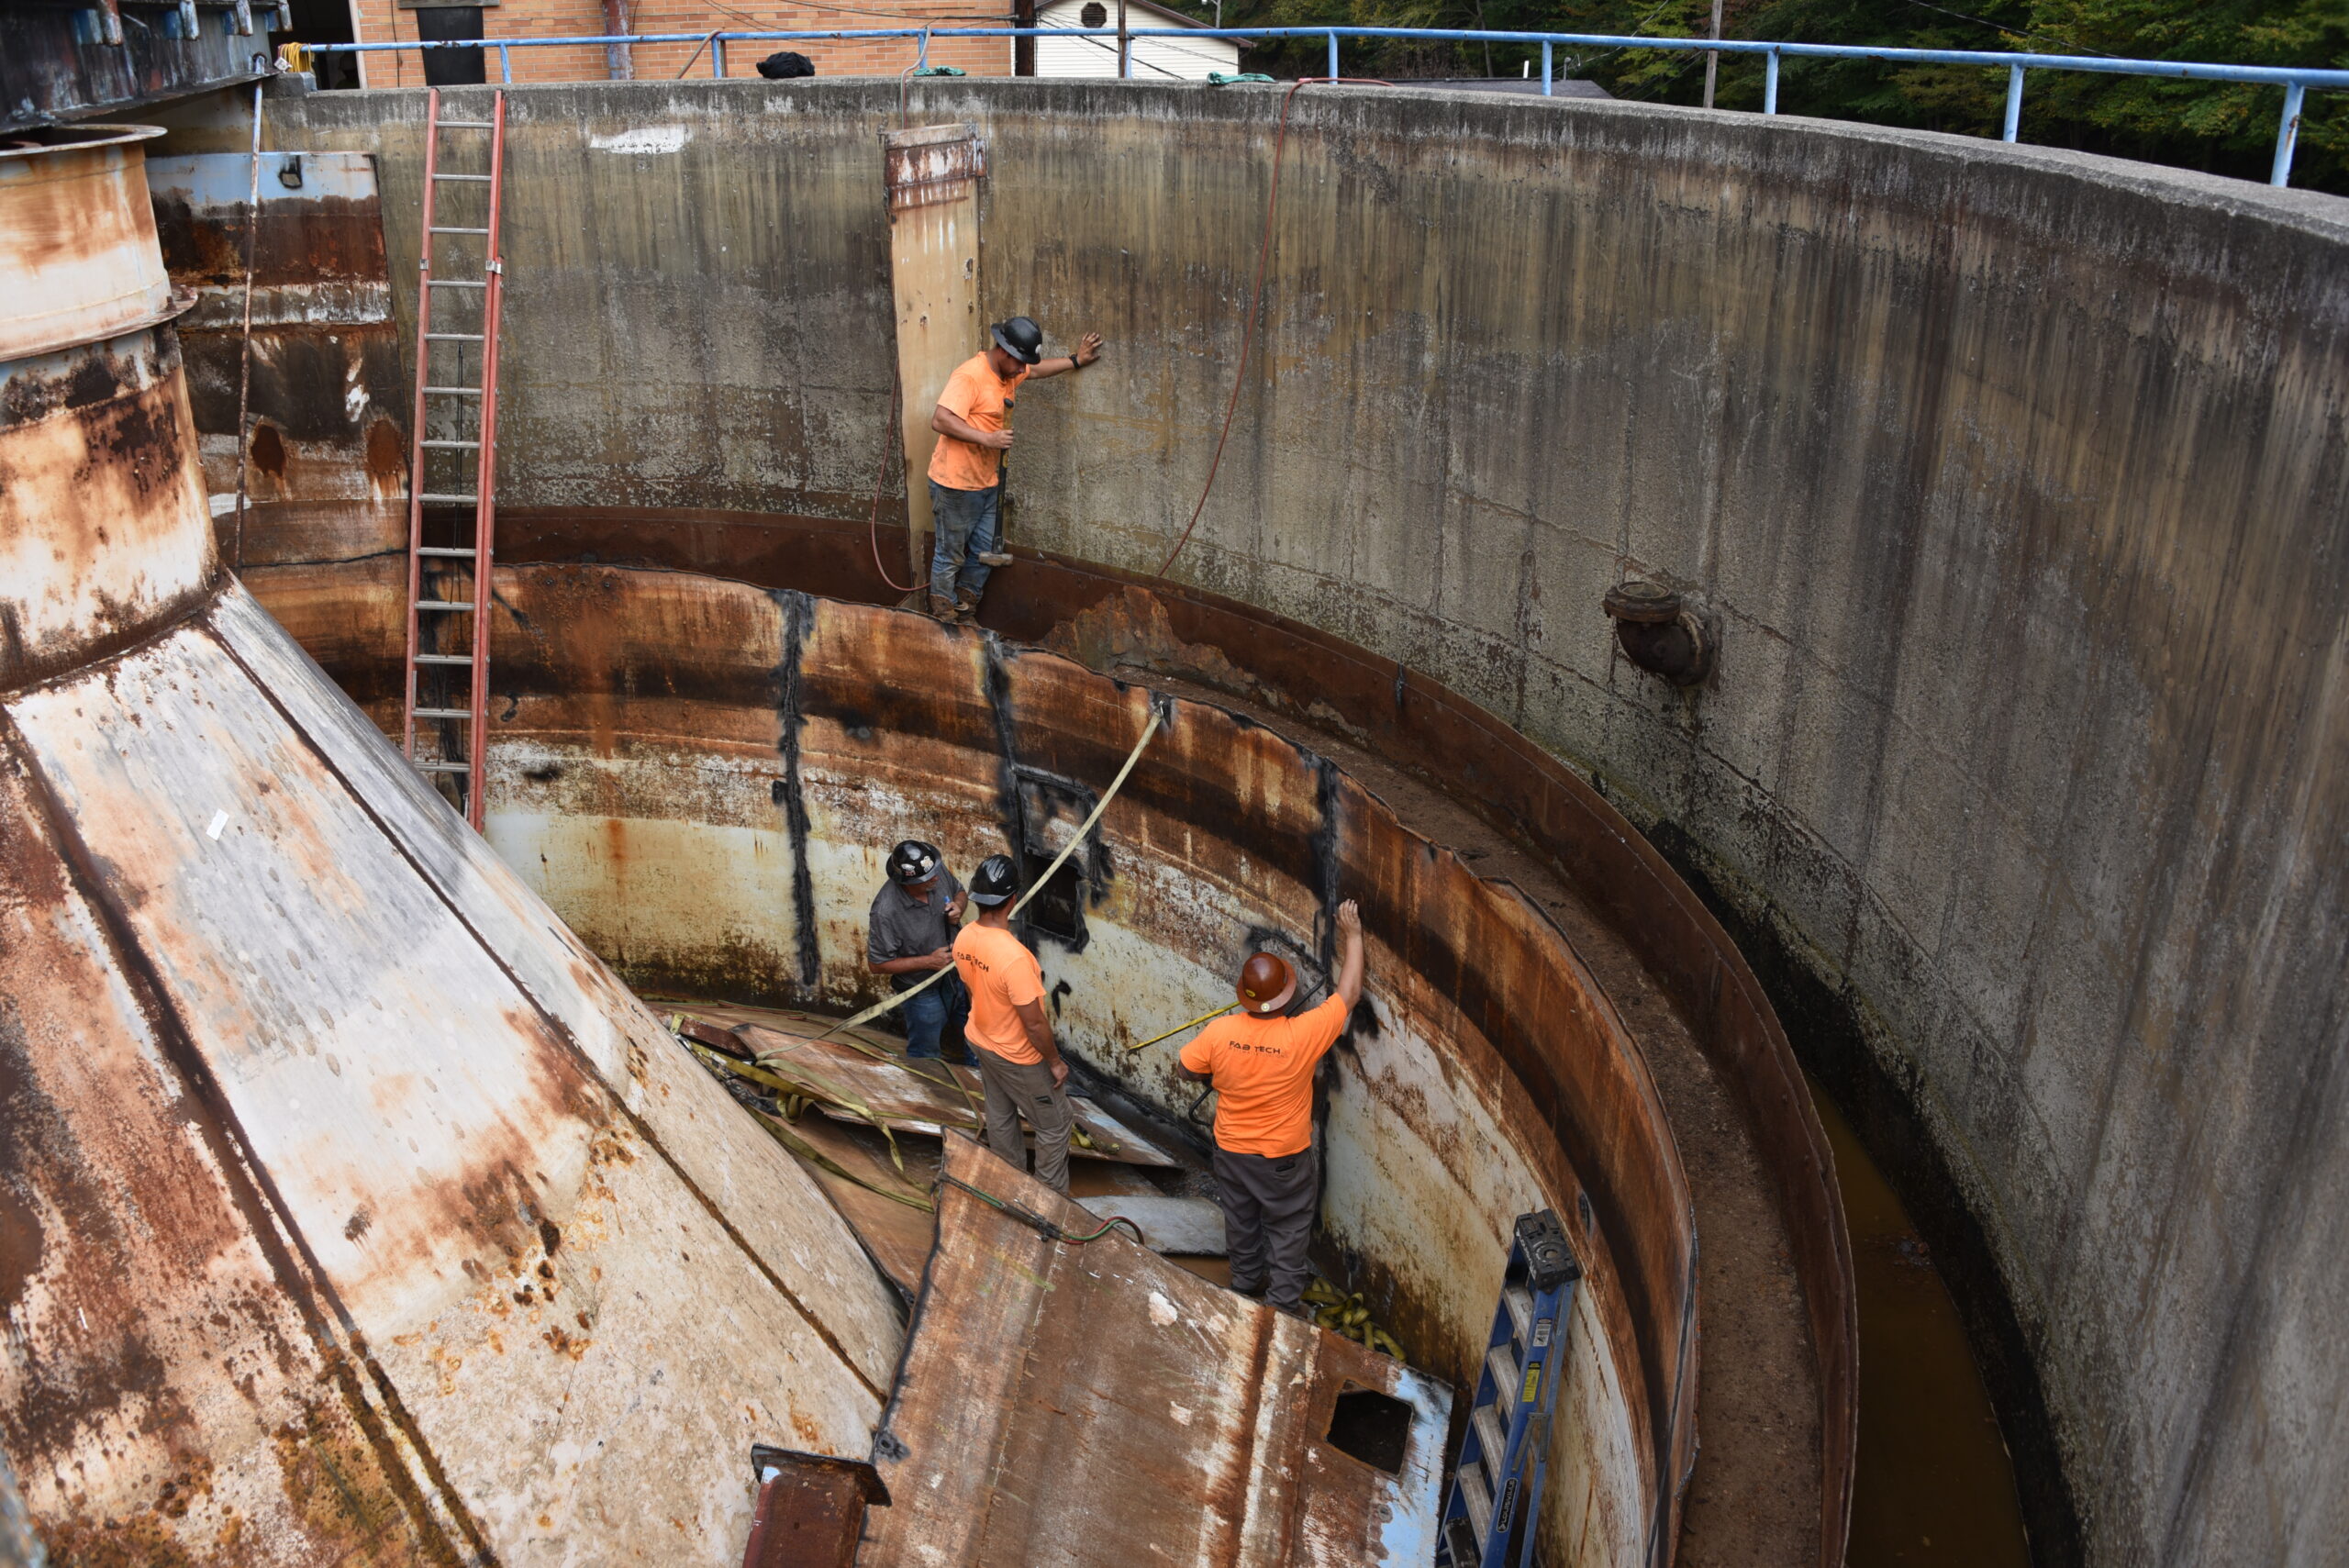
[1809,1079,2032,1568]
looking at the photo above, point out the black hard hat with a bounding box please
[886,840,943,886]
[968,853,1019,906]
[990,316,1044,365]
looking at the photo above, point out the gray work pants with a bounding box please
[973,1045,1074,1193]
[1214,1144,1319,1312]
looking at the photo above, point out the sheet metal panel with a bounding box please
[145,150,409,573]
[0,730,466,1565]
[3,616,895,1564]
[205,583,907,1391]
[866,1135,1450,1566]
[884,124,986,587]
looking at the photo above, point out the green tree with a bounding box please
[1209,0,2349,192]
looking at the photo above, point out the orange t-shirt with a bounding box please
[953,921,1047,1063]
[1179,996,1349,1157]
[926,352,1029,492]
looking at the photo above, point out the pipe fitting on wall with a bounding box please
[1604,580,1713,686]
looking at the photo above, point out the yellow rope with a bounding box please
[807,705,1164,1044]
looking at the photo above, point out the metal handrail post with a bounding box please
[2002,62,2023,141]
[714,35,727,75]
[1764,48,1778,113]
[1542,40,1553,96]
[918,26,930,69]
[499,43,512,83]
[1327,29,1338,78]
[2272,82,2305,186]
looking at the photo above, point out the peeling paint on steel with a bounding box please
[867,1136,1452,1565]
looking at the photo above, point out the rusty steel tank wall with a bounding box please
[0,127,902,1567]
[446,569,1694,1568]
[249,78,2349,1566]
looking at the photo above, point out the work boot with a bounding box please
[927,591,958,621]
[953,589,982,625]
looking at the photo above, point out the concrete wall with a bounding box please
[265,79,2349,1566]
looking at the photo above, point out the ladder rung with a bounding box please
[1456,1465,1492,1551]
[1485,1342,1521,1407]
[432,172,494,182]
[413,707,475,720]
[436,119,495,128]
[426,279,488,289]
[429,226,491,234]
[423,385,484,395]
[416,601,475,613]
[416,761,474,774]
[424,333,484,341]
[417,493,479,504]
[413,653,475,665]
[1472,1403,1510,1488]
[422,439,482,450]
[1503,1283,1534,1345]
[417,547,477,557]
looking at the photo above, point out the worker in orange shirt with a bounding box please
[952,853,1076,1192]
[926,315,1103,624]
[1176,900,1365,1317]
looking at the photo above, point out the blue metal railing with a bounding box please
[303,26,2344,188]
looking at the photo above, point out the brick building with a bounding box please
[339,0,1019,85]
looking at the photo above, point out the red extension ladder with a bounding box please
[401,88,509,829]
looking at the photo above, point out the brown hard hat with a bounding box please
[1236,951,1296,1016]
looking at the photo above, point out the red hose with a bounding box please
[1155,77,1391,580]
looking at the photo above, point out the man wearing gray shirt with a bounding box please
[867,840,971,1062]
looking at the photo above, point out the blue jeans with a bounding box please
[901,972,971,1060]
[929,479,1001,602]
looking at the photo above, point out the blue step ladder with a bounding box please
[1436,1208,1582,1568]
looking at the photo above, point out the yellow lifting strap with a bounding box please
[807,704,1164,1044]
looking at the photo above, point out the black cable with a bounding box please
[935,1173,1147,1245]
[1898,0,2116,57]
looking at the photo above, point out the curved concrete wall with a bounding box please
[467,570,1697,1568]
[262,79,2349,1566]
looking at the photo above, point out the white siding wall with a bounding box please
[1034,0,1240,79]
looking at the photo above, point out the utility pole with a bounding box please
[603,0,633,80]
[1016,0,1037,74]
[1117,0,1129,77]
[1701,0,1722,106]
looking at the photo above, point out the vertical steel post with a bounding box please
[1702,0,1722,107]
[1542,40,1552,96]
[713,37,727,76]
[1764,49,1778,113]
[1119,0,1130,77]
[2272,82,2305,185]
[2002,63,2023,141]
[1327,29,1338,77]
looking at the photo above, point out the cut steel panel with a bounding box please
[204,582,907,1390]
[0,127,176,362]
[884,124,985,587]
[4,621,895,1564]
[866,1136,1451,1566]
